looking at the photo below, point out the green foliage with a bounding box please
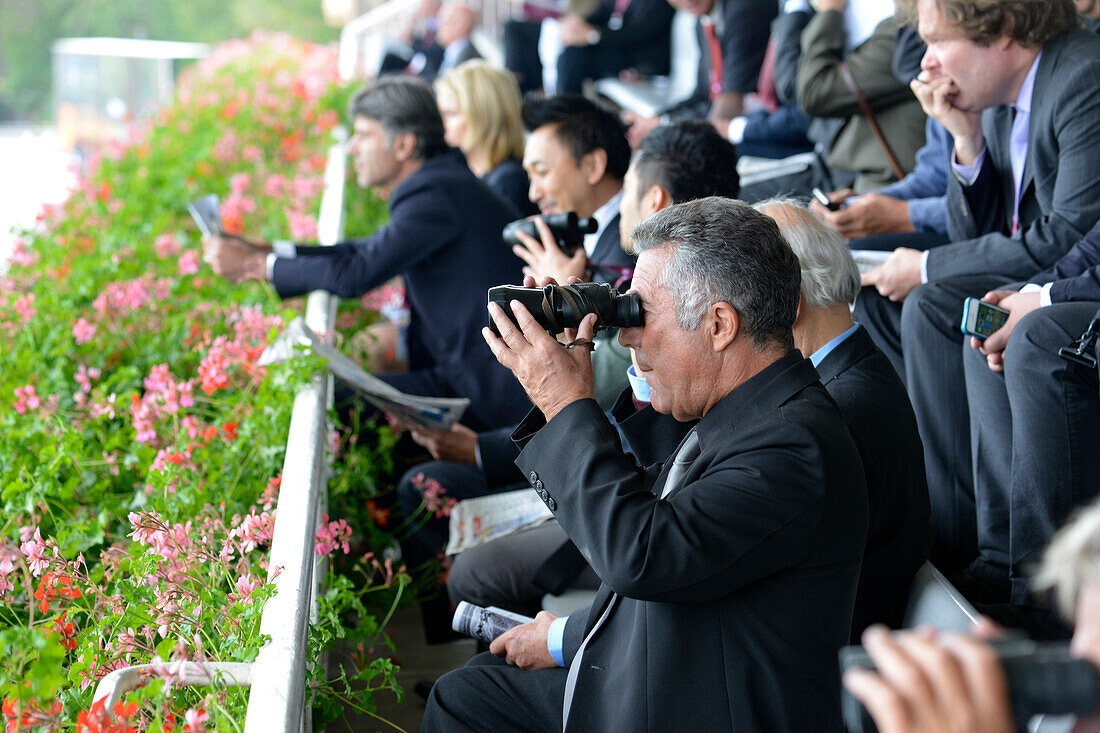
[0,33,402,729]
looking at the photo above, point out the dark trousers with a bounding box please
[963,302,1100,602]
[504,19,544,95]
[447,521,601,617]
[556,44,634,95]
[869,276,1010,571]
[424,652,566,732]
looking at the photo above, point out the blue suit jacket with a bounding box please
[271,148,531,429]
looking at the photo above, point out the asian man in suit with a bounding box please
[425,197,869,732]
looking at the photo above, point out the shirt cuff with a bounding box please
[784,0,812,12]
[920,250,930,284]
[548,615,569,667]
[272,239,297,258]
[265,253,278,282]
[950,146,985,186]
[727,116,748,145]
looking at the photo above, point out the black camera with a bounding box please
[840,639,1100,732]
[502,212,598,255]
[487,282,643,336]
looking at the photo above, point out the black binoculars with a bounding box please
[502,212,598,255]
[487,282,643,336]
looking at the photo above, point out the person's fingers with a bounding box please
[523,274,538,288]
[513,244,537,266]
[987,351,1004,373]
[565,276,582,285]
[509,300,550,345]
[514,227,545,254]
[489,630,509,657]
[938,633,1013,730]
[483,326,518,370]
[969,336,983,351]
[861,267,882,288]
[843,668,913,733]
[894,633,973,723]
[972,616,1006,641]
[491,301,532,353]
[861,627,938,715]
[539,275,560,287]
[576,313,598,343]
[982,326,1008,355]
[532,216,559,253]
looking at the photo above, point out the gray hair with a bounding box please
[632,196,800,351]
[1032,497,1100,621]
[753,198,860,308]
[349,76,447,160]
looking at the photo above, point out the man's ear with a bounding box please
[581,148,608,186]
[644,185,671,217]
[793,293,806,328]
[710,301,740,352]
[392,132,418,162]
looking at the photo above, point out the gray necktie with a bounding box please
[561,428,702,730]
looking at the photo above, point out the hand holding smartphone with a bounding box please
[961,297,1010,340]
[812,187,840,212]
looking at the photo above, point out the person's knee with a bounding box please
[424,668,476,732]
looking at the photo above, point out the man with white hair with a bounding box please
[758,199,931,638]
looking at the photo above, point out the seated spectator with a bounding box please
[787,2,926,192]
[425,196,868,732]
[378,0,443,76]
[756,199,931,640]
[201,76,529,432]
[810,23,952,251]
[622,0,778,143]
[444,120,740,618]
[434,60,538,216]
[844,495,1100,733]
[856,0,1100,572]
[513,94,635,289]
[418,2,482,81]
[555,0,675,95]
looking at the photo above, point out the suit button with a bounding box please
[534,479,544,491]
[546,497,557,511]
[529,470,538,484]
[538,488,548,501]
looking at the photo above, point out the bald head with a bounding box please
[437,3,477,47]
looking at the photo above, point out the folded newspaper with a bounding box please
[850,249,891,275]
[445,488,555,556]
[187,194,223,236]
[452,601,533,644]
[259,317,470,429]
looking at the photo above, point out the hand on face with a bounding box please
[911,73,984,164]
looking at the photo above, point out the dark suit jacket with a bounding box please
[514,353,869,731]
[664,0,777,119]
[586,0,675,78]
[272,148,530,429]
[587,211,635,284]
[482,158,538,217]
[816,326,931,639]
[933,29,1100,281]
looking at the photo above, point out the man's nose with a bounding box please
[618,326,639,350]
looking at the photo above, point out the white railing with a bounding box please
[241,128,346,733]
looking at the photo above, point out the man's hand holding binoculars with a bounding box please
[483,275,597,422]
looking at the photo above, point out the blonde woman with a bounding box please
[435,60,537,215]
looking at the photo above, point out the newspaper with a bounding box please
[187,194,222,236]
[445,488,555,556]
[850,249,891,275]
[258,317,470,429]
[452,602,533,644]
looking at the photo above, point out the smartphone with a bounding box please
[812,187,840,211]
[961,297,1010,340]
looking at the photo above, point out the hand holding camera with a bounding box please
[504,213,596,285]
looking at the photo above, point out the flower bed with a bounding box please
[0,31,400,731]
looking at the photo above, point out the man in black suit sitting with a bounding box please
[425,197,869,732]
[757,199,931,639]
[201,76,528,431]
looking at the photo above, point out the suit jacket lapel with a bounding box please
[814,326,874,386]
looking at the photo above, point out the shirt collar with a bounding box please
[585,188,623,257]
[809,322,859,368]
[441,38,470,70]
[1015,51,1042,115]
